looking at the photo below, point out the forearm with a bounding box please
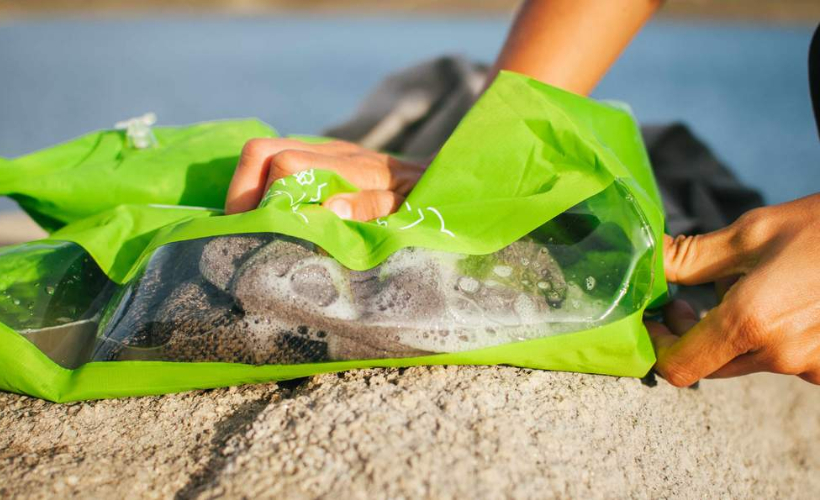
[487,0,663,95]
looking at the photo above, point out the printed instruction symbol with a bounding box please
[267,170,329,225]
[426,207,455,237]
[309,182,328,203]
[294,169,316,186]
[398,208,425,230]
[397,202,455,237]
[272,190,309,224]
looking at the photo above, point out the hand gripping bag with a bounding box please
[0,72,667,401]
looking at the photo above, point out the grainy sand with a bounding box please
[1,368,818,498]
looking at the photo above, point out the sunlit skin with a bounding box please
[648,194,820,386]
[224,0,662,220]
[224,0,820,386]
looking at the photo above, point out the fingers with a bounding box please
[226,138,332,214]
[707,353,761,379]
[665,205,784,286]
[323,190,405,222]
[651,303,752,387]
[649,301,769,384]
[646,320,679,354]
[662,299,698,334]
[267,150,394,195]
[713,340,820,380]
[225,138,400,215]
[663,228,750,286]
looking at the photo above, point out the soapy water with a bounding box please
[92,231,630,364]
[0,182,655,367]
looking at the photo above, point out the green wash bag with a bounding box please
[0,71,666,402]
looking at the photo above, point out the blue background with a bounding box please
[0,16,817,212]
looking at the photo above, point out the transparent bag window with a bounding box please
[0,241,112,368]
[94,181,655,365]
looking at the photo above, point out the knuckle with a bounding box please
[657,360,697,388]
[665,234,700,283]
[241,138,269,157]
[721,303,765,351]
[731,207,775,251]
[271,149,304,173]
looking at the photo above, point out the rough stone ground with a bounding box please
[1,367,819,499]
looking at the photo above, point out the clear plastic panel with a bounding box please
[0,181,654,368]
[0,242,112,368]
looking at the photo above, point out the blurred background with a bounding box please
[1,1,819,243]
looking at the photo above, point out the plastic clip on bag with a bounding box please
[0,72,667,402]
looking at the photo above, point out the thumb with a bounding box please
[663,225,752,285]
[323,190,404,222]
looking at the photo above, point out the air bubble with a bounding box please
[46,286,55,295]
[493,266,512,278]
[585,276,596,291]
[12,299,20,306]
[537,281,551,290]
[457,277,480,294]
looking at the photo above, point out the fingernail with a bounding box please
[329,199,353,220]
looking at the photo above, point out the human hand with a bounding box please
[225,138,426,221]
[646,193,820,387]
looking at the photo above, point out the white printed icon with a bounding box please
[294,169,316,186]
[266,170,326,225]
[309,183,327,203]
[271,190,309,224]
[426,207,454,237]
[397,202,455,237]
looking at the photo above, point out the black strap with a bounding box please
[810,23,820,140]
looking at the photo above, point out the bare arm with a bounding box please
[225,0,661,217]
[489,0,663,95]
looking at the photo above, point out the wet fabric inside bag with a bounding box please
[4,181,653,370]
[0,71,667,401]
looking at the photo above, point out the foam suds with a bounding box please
[96,233,630,363]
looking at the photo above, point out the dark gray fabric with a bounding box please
[324,56,487,160]
[643,123,765,235]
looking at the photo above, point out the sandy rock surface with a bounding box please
[1,367,819,499]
